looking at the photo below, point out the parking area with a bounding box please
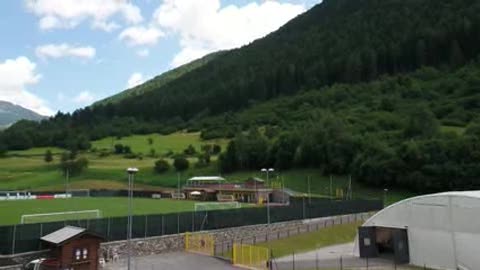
[102,251,240,270]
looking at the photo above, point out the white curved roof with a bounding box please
[362,190,480,229]
[357,191,480,269]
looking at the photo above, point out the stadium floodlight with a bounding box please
[260,168,274,226]
[126,167,138,270]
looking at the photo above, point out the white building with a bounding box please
[355,191,480,270]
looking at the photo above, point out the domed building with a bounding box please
[355,191,480,270]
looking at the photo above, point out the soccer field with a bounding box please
[0,198,197,226]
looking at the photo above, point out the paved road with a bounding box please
[103,252,241,270]
[272,242,397,270]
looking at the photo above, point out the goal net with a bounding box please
[216,194,235,202]
[194,202,240,212]
[68,189,90,197]
[172,192,186,199]
[21,210,102,224]
[195,202,241,231]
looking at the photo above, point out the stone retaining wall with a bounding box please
[2,212,373,268]
[100,212,373,260]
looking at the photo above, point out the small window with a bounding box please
[83,248,88,259]
[75,249,81,260]
[363,238,371,246]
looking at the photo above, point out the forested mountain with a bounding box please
[1,0,480,193]
[94,51,224,106]
[0,101,45,128]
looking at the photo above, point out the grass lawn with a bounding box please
[0,198,198,225]
[256,222,362,258]
[90,132,229,156]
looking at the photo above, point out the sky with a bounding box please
[0,0,320,116]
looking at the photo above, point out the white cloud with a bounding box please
[126,72,145,88]
[119,26,164,46]
[26,0,143,31]
[36,43,96,60]
[73,90,95,105]
[136,49,150,58]
[153,0,306,67]
[0,57,53,115]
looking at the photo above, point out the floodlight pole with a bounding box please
[261,168,274,225]
[126,167,138,270]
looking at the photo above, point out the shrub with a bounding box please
[173,157,189,171]
[44,150,53,163]
[154,159,170,174]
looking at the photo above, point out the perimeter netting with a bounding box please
[194,202,240,212]
[195,202,241,230]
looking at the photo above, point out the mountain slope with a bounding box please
[92,0,480,122]
[0,101,45,127]
[2,0,480,148]
[94,51,224,106]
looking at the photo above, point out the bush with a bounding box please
[212,144,222,155]
[154,159,170,173]
[114,144,124,154]
[59,157,89,176]
[183,144,197,155]
[173,157,189,171]
[124,153,137,159]
[44,150,53,163]
[124,145,132,154]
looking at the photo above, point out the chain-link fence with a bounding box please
[0,199,382,255]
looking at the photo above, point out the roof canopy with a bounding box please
[41,226,103,246]
[188,176,225,182]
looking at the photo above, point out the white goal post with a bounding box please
[171,192,186,200]
[68,189,90,197]
[21,209,102,224]
[194,202,241,212]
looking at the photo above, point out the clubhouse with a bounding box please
[182,176,289,204]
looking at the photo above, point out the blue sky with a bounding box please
[0,0,319,115]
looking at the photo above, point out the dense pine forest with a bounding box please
[1,0,480,193]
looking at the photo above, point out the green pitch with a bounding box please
[0,198,197,226]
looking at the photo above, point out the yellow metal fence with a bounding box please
[185,232,215,256]
[233,244,270,270]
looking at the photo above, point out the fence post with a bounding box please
[144,215,148,238]
[11,225,16,255]
[107,217,111,241]
[161,215,165,235]
[192,211,195,232]
[177,213,180,234]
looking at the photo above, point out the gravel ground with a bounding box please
[102,251,241,270]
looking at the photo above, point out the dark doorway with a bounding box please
[358,227,409,264]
